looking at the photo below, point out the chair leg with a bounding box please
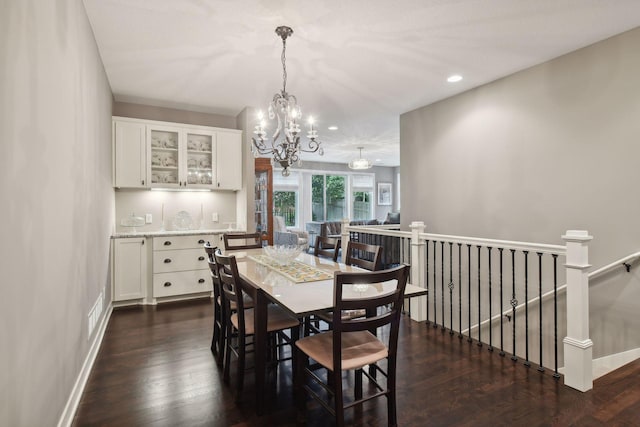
[333,368,345,427]
[294,346,307,423]
[387,358,398,427]
[223,324,232,384]
[236,333,246,402]
[354,368,363,400]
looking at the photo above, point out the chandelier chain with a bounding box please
[281,38,287,94]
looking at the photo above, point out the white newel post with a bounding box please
[562,230,593,392]
[409,221,427,321]
[340,218,350,264]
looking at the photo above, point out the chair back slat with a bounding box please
[313,235,341,262]
[223,232,262,250]
[344,241,383,271]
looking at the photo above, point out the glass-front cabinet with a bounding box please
[148,126,215,189]
[149,126,181,187]
[186,131,214,188]
[254,158,273,245]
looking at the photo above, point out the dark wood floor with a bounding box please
[73,299,640,426]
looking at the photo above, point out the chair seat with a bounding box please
[231,305,299,336]
[296,330,388,371]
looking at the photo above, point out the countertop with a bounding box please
[111,228,246,239]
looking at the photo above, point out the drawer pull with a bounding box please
[198,239,205,244]
[198,278,205,283]
[198,256,205,261]
[164,282,172,287]
[164,258,172,263]
[163,241,172,246]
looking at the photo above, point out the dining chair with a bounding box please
[204,242,224,364]
[214,252,300,402]
[223,232,262,250]
[294,264,410,427]
[344,240,383,271]
[313,235,341,262]
[204,243,255,368]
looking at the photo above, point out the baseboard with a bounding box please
[592,347,640,380]
[57,303,113,427]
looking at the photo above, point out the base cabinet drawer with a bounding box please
[153,235,211,251]
[153,248,208,273]
[153,270,211,298]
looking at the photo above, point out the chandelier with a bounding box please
[348,147,372,170]
[252,26,323,176]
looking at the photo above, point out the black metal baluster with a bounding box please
[537,252,544,372]
[553,254,560,379]
[499,248,505,357]
[523,251,530,367]
[467,244,472,343]
[510,249,518,362]
[458,243,463,339]
[425,240,430,325]
[449,242,454,335]
[488,247,493,352]
[441,241,445,330]
[477,246,482,347]
[433,240,438,329]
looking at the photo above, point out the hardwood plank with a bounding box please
[73,299,640,426]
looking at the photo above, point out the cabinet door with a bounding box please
[113,238,147,301]
[148,125,182,188]
[184,129,215,189]
[215,131,242,190]
[113,120,146,188]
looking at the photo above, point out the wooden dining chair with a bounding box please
[313,235,341,262]
[204,242,254,368]
[204,242,224,364]
[294,264,410,427]
[344,240,383,271]
[214,252,300,402]
[223,232,262,250]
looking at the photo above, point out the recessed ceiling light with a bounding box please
[328,126,338,131]
[375,159,382,162]
[447,74,463,83]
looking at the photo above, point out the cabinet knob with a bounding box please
[142,179,145,185]
[198,256,205,261]
[164,282,172,287]
[164,241,172,246]
[164,258,172,263]
[198,239,205,244]
[198,278,205,283]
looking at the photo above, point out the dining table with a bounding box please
[223,247,427,415]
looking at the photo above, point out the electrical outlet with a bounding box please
[211,212,219,222]
[145,214,152,224]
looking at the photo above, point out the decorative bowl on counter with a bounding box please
[263,245,303,266]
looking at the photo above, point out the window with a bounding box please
[273,190,297,226]
[312,174,346,221]
[351,174,374,220]
[273,171,300,228]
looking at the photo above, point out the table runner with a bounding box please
[248,255,333,283]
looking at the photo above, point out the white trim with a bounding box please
[592,347,640,379]
[57,304,113,427]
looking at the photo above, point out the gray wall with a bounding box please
[0,0,114,425]
[113,101,238,129]
[400,27,640,358]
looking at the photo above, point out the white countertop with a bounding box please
[111,228,246,239]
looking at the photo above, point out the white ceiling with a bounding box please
[83,0,640,167]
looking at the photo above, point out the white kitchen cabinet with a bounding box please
[215,130,242,190]
[112,238,147,301]
[113,116,242,191]
[151,234,213,300]
[113,120,146,188]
